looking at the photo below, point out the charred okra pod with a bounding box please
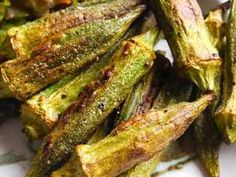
[215,0,236,144]
[191,6,229,177]
[69,94,214,177]
[20,27,137,140]
[122,72,193,177]
[150,0,222,92]
[26,29,159,177]
[0,6,144,100]
[8,0,143,57]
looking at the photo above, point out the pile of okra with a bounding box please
[0,0,235,176]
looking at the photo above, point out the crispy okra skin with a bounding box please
[8,0,143,57]
[150,0,222,92]
[20,27,138,140]
[0,6,144,101]
[215,0,236,144]
[26,29,159,177]
[74,94,214,177]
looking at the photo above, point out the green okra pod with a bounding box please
[215,0,236,144]
[51,17,164,177]
[8,0,143,57]
[26,29,159,177]
[119,70,193,177]
[70,94,214,177]
[127,73,194,177]
[0,6,144,100]
[20,27,138,140]
[191,5,229,176]
[52,71,194,177]
[150,0,222,92]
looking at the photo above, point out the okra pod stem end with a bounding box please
[21,104,52,140]
[184,60,222,93]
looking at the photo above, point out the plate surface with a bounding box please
[0,0,235,177]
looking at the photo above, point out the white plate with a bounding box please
[0,0,235,176]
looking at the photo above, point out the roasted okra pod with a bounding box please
[8,0,143,57]
[26,29,159,177]
[21,27,138,140]
[68,94,214,177]
[150,0,222,92]
[192,5,228,177]
[120,71,193,177]
[216,0,236,144]
[0,5,144,100]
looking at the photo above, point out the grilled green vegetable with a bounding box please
[122,72,193,177]
[26,29,159,177]
[51,16,164,177]
[51,73,193,177]
[20,27,137,140]
[117,57,170,177]
[194,108,221,177]
[150,0,222,92]
[0,6,144,100]
[215,0,236,144]
[191,6,228,177]
[8,0,142,57]
[70,94,214,177]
